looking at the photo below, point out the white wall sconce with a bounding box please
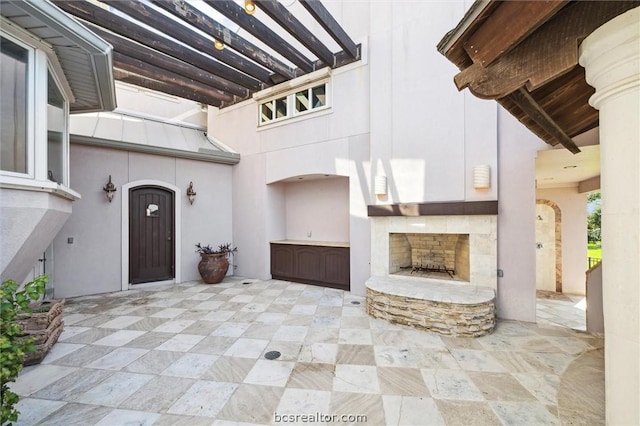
[244,0,256,15]
[473,165,491,189]
[103,175,117,203]
[186,181,197,205]
[374,175,387,196]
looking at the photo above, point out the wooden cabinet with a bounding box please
[270,242,350,291]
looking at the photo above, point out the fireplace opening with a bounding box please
[389,233,470,282]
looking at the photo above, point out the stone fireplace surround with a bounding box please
[365,201,498,337]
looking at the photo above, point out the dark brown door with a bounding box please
[130,186,174,284]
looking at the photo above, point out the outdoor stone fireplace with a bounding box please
[365,201,498,337]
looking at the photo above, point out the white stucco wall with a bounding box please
[52,144,233,298]
[536,187,588,295]
[497,108,548,321]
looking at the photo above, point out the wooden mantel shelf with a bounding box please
[367,200,498,217]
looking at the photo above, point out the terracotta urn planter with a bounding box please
[16,299,65,365]
[198,253,230,284]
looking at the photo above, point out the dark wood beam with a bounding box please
[53,0,263,91]
[151,0,297,82]
[368,201,499,217]
[113,69,223,108]
[254,0,335,67]
[506,88,580,154]
[463,1,567,68]
[299,0,359,59]
[453,1,640,99]
[86,23,249,98]
[99,0,273,86]
[204,0,315,73]
[113,52,236,104]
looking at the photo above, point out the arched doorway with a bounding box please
[536,199,562,292]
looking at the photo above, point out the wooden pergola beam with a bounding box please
[100,0,273,86]
[255,0,335,67]
[463,0,567,68]
[454,1,639,99]
[86,23,249,98]
[113,52,236,104]
[151,0,297,82]
[507,88,580,154]
[299,0,359,59]
[113,70,223,108]
[204,0,315,73]
[53,0,263,92]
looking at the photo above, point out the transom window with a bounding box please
[259,82,328,125]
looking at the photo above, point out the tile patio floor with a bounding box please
[536,293,587,332]
[13,277,604,425]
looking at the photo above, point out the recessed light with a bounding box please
[543,177,554,180]
[298,177,303,180]
[563,165,577,169]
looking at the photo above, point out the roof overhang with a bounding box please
[1,0,116,112]
[438,0,640,154]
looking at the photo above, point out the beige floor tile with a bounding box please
[201,355,257,383]
[467,371,537,402]
[287,362,335,391]
[435,399,502,426]
[377,367,430,396]
[335,344,376,365]
[216,384,284,424]
[329,392,385,425]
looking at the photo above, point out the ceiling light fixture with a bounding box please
[244,0,256,15]
[214,39,224,51]
[563,165,577,169]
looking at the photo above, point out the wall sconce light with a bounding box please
[213,39,224,51]
[103,175,117,203]
[244,0,256,15]
[186,181,197,205]
[374,175,387,196]
[473,165,491,190]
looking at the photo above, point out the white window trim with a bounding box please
[258,80,331,127]
[47,64,70,186]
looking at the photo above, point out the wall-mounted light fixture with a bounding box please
[214,39,224,51]
[103,175,117,203]
[186,181,197,205]
[374,175,387,196]
[473,165,491,190]
[244,0,256,15]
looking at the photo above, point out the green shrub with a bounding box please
[1,275,47,425]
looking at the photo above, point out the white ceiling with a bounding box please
[535,144,600,190]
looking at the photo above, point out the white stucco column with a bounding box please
[579,7,640,425]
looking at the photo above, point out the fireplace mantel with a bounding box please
[367,200,498,217]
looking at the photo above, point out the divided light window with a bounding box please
[260,82,328,125]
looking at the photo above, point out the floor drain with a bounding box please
[351,301,361,305]
[264,350,281,360]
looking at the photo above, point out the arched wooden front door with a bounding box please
[129,186,175,284]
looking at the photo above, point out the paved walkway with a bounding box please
[13,278,603,425]
[536,292,587,331]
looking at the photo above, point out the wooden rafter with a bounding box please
[113,52,235,104]
[255,0,335,67]
[506,88,580,154]
[100,0,273,85]
[53,0,263,91]
[204,0,315,73]
[463,0,567,68]
[454,1,639,99]
[299,0,359,59]
[151,0,297,82]
[86,23,249,98]
[113,70,223,108]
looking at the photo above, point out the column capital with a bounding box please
[579,6,640,109]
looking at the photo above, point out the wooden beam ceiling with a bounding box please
[439,0,640,153]
[53,0,360,108]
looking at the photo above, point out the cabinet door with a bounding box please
[323,248,350,287]
[271,244,295,278]
[295,247,323,280]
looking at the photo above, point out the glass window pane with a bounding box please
[1,37,28,173]
[275,97,287,119]
[312,85,326,109]
[295,90,309,113]
[47,71,65,183]
[146,204,159,217]
[260,101,273,123]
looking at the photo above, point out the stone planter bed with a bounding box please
[16,299,65,365]
[365,276,495,337]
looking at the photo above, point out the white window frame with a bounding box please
[258,80,330,127]
[46,64,70,186]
